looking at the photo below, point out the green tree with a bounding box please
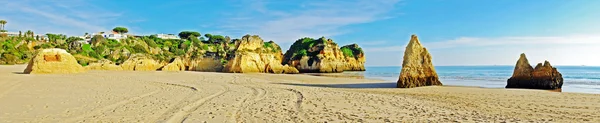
[65,36,83,44]
[91,35,106,46]
[204,33,212,42]
[178,31,201,39]
[112,27,129,34]
[46,33,60,42]
[204,34,225,44]
[0,20,6,31]
[25,30,33,37]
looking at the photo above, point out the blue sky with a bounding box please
[1,0,600,66]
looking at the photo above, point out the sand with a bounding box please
[0,65,599,122]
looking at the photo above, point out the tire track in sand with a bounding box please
[228,86,257,123]
[286,88,311,123]
[61,90,161,122]
[166,84,229,123]
[60,81,195,122]
[230,86,268,123]
[0,82,21,99]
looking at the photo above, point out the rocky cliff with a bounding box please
[340,44,366,71]
[85,59,123,71]
[506,53,563,89]
[24,48,85,74]
[162,57,186,71]
[120,54,162,71]
[188,57,223,72]
[282,37,346,73]
[397,35,442,88]
[223,35,299,74]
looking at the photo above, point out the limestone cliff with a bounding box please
[397,35,442,88]
[188,57,223,72]
[24,48,85,74]
[85,59,123,71]
[120,54,162,71]
[506,53,563,89]
[282,37,346,73]
[223,35,299,74]
[340,44,366,71]
[162,57,186,71]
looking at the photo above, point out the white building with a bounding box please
[90,31,128,41]
[0,32,19,37]
[156,34,179,39]
[104,33,127,40]
[0,32,49,40]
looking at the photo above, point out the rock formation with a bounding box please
[506,53,563,89]
[223,35,299,74]
[397,35,442,88]
[23,48,85,74]
[85,59,122,71]
[340,44,366,71]
[282,37,346,73]
[162,57,186,71]
[120,54,162,71]
[188,58,224,72]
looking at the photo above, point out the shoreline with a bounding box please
[305,72,595,94]
[1,65,599,122]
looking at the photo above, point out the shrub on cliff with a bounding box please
[91,35,105,46]
[340,47,354,57]
[262,41,281,53]
[340,44,363,58]
[283,37,328,61]
[82,44,93,52]
[178,31,201,39]
[144,37,158,48]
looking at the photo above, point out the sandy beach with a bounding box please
[0,65,599,122]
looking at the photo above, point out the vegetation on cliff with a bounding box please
[1,24,365,73]
[282,37,330,63]
[340,44,363,58]
[282,37,365,72]
[0,29,235,67]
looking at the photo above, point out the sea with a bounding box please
[342,66,600,94]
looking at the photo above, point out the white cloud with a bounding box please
[0,0,124,36]
[221,0,402,46]
[426,34,600,49]
[363,45,404,52]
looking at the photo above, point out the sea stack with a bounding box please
[506,53,563,89]
[397,35,442,88]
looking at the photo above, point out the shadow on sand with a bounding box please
[12,72,27,74]
[276,82,397,89]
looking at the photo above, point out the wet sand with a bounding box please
[0,65,599,122]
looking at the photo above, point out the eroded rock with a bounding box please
[223,35,299,74]
[24,48,85,74]
[120,54,161,71]
[162,57,186,71]
[85,59,123,71]
[506,53,563,89]
[341,44,366,71]
[397,35,442,88]
[283,37,346,73]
